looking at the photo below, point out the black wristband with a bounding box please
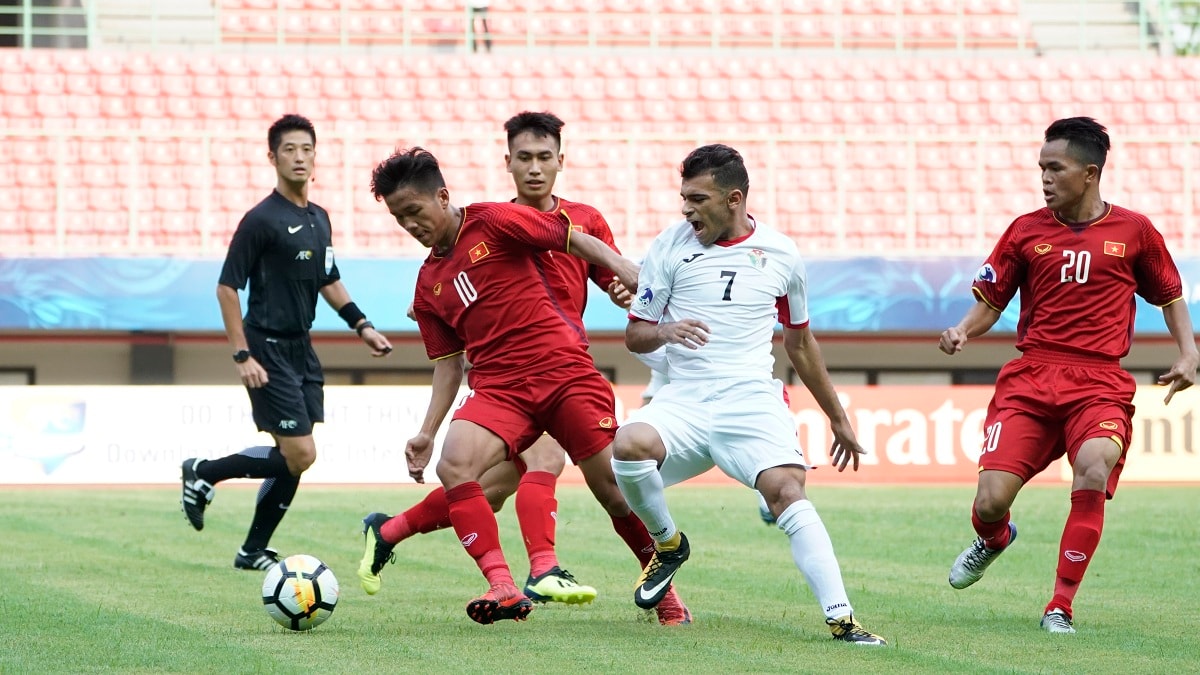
[337,301,367,330]
[356,320,375,336]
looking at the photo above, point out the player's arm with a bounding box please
[404,353,466,483]
[566,230,640,294]
[783,324,866,472]
[939,298,1002,355]
[1158,299,1199,404]
[216,282,269,389]
[319,281,392,357]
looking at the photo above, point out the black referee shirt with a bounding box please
[219,190,341,337]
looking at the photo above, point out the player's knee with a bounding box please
[612,424,658,462]
[523,446,566,475]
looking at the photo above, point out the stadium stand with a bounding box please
[0,2,1192,257]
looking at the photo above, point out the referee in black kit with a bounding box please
[180,114,393,570]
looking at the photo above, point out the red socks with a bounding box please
[380,487,452,544]
[971,501,1013,550]
[445,482,513,588]
[515,471,559,578]
[1047,489,1106,618]
[610,512,656,567]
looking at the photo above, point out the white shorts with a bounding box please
[624,377,809,489]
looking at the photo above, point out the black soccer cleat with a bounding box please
[234,547,280,571]
[180,458,214,531]
[634,532,691,609]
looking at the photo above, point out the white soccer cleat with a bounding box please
[948,522,1017,589]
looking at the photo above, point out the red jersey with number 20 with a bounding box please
[412,201,596,383]
[971,203,1183,360]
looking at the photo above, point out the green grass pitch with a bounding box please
[1,484,1196,674]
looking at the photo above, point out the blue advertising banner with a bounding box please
[0,256,1197,334]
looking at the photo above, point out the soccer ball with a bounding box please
[261,554,339,631]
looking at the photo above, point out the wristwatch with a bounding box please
[232,349,251,363]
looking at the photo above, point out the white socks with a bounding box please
[776,499,853,620]
[611,458,677,543]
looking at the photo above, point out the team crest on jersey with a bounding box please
[747,248,767,269]
[1104,241,1126,257]
[635,287,653,309]
[975,263,996,283]
[1034,243,1052,254]
[1099,421,1119,431]
[469,242,490,263]
[432,282,443,296]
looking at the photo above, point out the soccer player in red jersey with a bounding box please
[357,113,692,621]
[939,117,1198,634]
[368,146,670,625]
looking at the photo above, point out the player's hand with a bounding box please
[1158,351,1199,404]
[612,258,641,299]
[405,432,435,483]
[828,419,867,472]
[939,326,968,355]
[360,327,393,357]
[659,319,709,350]
[236,358,269,389]
[607,279,634,309]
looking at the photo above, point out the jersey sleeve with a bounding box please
[484,202,571,253]
[412,288,464,361]
[319,207,341,287]
[1134,221,1184,306]
[628,233,672,323]
[217,211,271,289]
[777,254,809,328]
[971,219,1025,312]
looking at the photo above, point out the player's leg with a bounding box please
[512,435,596,604]
[1043,387,1133,633]
[435,387,547,624]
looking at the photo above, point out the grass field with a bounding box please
[1,483,1197,674]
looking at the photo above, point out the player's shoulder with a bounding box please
[556,197,604,220]
[1106,203,1156,230]
[747,219,799,251]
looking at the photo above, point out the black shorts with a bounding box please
[245,325,324,437]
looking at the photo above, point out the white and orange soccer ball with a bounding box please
[261,554,339,631]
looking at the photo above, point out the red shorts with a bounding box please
[980,350,1136,498]
[452,366,617,465]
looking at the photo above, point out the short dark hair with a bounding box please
[370,147,446,201]
[504,111,565,151]
[1044,117,1110,174]
[680,144,750,196]
[267,114,316,154]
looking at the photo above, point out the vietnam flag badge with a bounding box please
[469,242,490,263]
[1103,241,1126,257]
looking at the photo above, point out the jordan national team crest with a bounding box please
[469,242,490,263]
[1034,243,1052,254]
[1104,241,1126,257]
[747,248,767,269]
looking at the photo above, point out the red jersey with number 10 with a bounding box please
[412,201,597,383]
[971,203,1183,360]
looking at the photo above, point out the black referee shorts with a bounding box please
[244,325,324,437]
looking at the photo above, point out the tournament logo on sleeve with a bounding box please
[975,263,997,283]
[635,287,654,309]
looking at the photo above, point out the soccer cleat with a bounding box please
[234,547,280,571]
[828,615,888,646]
[180,458,214,531]
[949,522,1018,589]
[523,567,597,605]
[466,583,533,625]
[1040,608,1076,634]
[357,512,396,596]
[634,531,691,609]
[655,586,692,626]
